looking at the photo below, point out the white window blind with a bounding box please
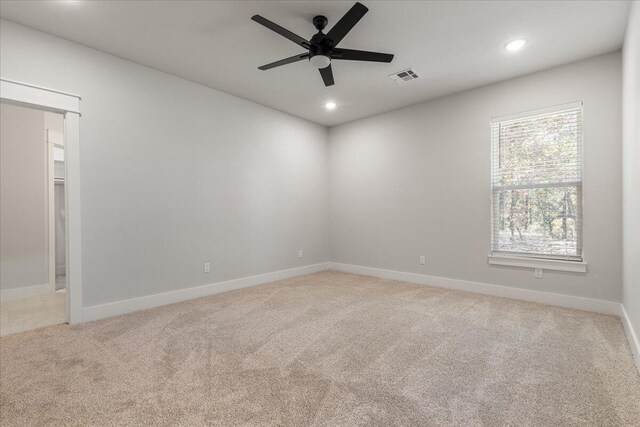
[491,102,583,261]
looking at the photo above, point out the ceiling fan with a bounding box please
[251,2,394,87]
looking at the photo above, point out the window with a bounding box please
[491,102,583,262]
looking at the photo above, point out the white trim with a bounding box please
[64,113,82,324]
[488,254,588,272]
[82,263,330,322]
[621,305,640,373]
[1,78,82,325]
[0,79,80,115]
[0,78,81,99]
[0,283,51,301]
[328,262,619,315]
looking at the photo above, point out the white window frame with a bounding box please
[487,102,587,273]
[0,78,83,323]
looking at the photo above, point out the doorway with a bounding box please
[0,103,66,335]
[0,78,82,330]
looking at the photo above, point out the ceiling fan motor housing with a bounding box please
[309,26,332,69]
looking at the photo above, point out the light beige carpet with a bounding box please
[1,290,66,337]
[1,271,639,426]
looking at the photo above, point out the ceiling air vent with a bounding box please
[389,68,419,84]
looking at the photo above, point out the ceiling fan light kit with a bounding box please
[309,51,331,69]
[252,2,394,87]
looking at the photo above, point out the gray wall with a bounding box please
[623,4,640,334]
[0,103,48,290]
[0,20,329,307]
[329,52,622,302]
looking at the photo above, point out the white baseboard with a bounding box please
[621,305,640,373]
[82,262,330,322]
[0,283,51,301]
[328,262,622,316]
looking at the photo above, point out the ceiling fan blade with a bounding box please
[258,53,309,70]
[319,65,335,86]
[331,48,394,63]
[322,2,368,48]
[251,15,310,49]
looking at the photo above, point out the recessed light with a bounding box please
[324,101,337,110]
[505,38,527,53]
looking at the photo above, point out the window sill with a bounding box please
[488,255,588,273]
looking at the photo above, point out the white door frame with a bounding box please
[1,78,82,324]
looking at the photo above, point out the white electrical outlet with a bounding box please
[419,255,426,265]
[298,250,303,258]
[204,262,211,273]
[534,268,543,278]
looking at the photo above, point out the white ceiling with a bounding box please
[0,1,630,126]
